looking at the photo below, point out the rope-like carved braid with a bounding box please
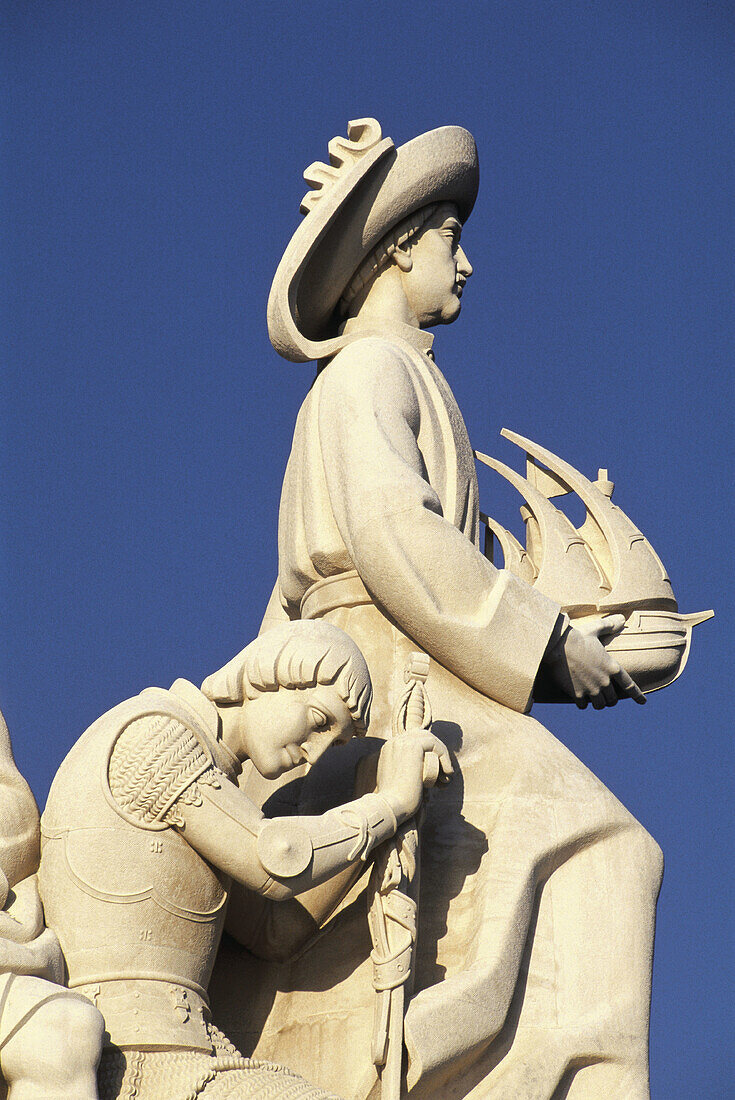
[108,714,170,808]
[339,203,439,313]
[109,714,210,824]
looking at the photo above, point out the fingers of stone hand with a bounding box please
[601,680,619,707]
[577,668,645,710]
[612,667,647,705]
[404,730,452,767]
[423,752,442,788]
[429,735,453,778]
[592,613,626,640]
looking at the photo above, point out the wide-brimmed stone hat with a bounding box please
[267,119,479,362]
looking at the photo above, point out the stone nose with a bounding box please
[457,247,473,278]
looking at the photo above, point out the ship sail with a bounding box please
[476,451,608,615]
[480,510,536,584]
[501,430,677,614]
[475,431,678,615]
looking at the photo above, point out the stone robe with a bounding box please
[212,322,663,1100]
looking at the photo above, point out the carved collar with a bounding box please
[340,317,435,356]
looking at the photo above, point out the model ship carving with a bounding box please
[477,429,713,693]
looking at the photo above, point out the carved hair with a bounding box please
[339,203,439,313]
[201,621,372,732]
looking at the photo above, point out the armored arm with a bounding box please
[106,707,403,899]
[105,704,448,957]
[175,775,401,902]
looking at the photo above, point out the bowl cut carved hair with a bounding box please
[201,621,372,733]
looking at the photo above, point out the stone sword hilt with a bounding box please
[403,652,439,787]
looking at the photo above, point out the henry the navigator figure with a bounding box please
[234,119,664,1099]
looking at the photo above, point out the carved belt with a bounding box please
[300,570,373,620]
[77,978,213,1052]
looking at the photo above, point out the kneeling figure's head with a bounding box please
[201,622,372,779]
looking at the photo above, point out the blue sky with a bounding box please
[2,2,732,1094]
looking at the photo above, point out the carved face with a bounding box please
[398,202,473,327]
[235,686,355,780]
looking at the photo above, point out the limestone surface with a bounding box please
[5,116,712,1100]
[211,118,707,1100]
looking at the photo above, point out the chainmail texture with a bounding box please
[108,714,211,824]
[97,1025,343,1100]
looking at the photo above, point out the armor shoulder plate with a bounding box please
[107,712,212,829]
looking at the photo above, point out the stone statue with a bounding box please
[38,621,450,1099]
[208,119,701,1099]
[0,706,103,1099]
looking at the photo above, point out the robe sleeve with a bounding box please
[317,338,560,713]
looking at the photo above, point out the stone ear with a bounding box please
[392,244,413,273]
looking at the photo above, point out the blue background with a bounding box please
[2,2,732,1094]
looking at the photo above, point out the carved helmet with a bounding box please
[268,118,479,363]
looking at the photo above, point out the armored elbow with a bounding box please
[257,819,315,881]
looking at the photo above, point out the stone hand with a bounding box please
[375,731,453,823]
[0,875,46,944]
[0,925,65,983]
[545,615,646,709]
[0,876,65,981]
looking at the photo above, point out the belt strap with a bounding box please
[300,570,372,620]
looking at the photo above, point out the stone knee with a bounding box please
[525,820,663,1052]
[563,1054,651,1100]
[616,818,664,971]
[1,990,104,1099]
[633,820,664,899]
